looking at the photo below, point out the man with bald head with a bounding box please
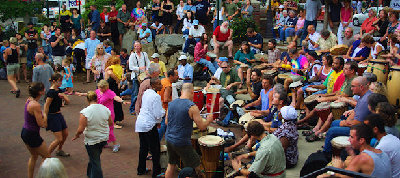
[165,83,214,177]
[341,27,356,47]
[32,52,54,104]
[303,25,320,52]
[322,76,372,155]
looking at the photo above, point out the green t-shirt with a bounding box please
[225,3,239,16]
[248,134,286,178]
[341,75,356,96]
[234,50,255,65]
[219,69,240,92]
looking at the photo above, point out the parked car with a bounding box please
[353,7,383,26]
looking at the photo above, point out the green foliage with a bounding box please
[0,1,44,22]
[18,26,42,37]
[230,17,258,43]
[37,15,51,26]
[82,0,124,23]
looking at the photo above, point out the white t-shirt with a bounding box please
[80,104,111,145]
[214,67,222,80]
[308,32,321,51]
[376,134,400,178]
[135,89,165,132]
[151,23,164,30]
[189,25,205,38]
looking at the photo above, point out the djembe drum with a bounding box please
[331,136,350,157]
[330,102,347,120]
[198,135,224,178]
[315,102,331,122]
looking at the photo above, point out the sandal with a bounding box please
[302,130,314,136]
[306,134,321,142]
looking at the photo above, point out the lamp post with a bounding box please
[216,0,220,27]
[265,0,273,38]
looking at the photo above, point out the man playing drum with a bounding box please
[164,83,214,178]
[277,48,309,91]
[236,69,263,104]
[243,75,274,111]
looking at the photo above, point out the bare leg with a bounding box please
[7,75,18,91]
[25,142,50,178]
[284,78,293,92]
[86,70,90,82]
[313,118,323,133]
[226,40,233,57]
[213,43,220,57]
[57,129,68,151]
[298,109,316,124]
[246,68,251,84]
[165,164,176,178]
[296,88,304,109]
[119,34,123,47]
[22,64,28,81]
[48,131,63,154]
[316,113,334,135]
[238,67,244,84]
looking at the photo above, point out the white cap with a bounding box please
[151,53,160,58]
[179,55,188,60]
[281,106,297,120]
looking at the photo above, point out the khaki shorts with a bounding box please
[53,56,65,66]
[7,63,20,75]
[19,56,27,64]
[166,141,200,168]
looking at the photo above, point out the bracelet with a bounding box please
[238,167,243,172]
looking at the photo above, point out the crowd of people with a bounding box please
[2,0,400,178]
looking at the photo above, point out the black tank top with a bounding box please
[7,48,18,64]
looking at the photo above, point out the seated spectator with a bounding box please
[103,40,113,54]
[263,39,281,66]
[246,28,263,54]
[344,34,374,62]
[212,21,233,57]
[150,19,165,39]
[209,56,228,81]
[364,114,400,178]
[194,33,218,75]
[375,102,400,138]
[97,21,111,42]
[183,20,205,54]
[303,25,320,52]
[360,9,378,36]
[368,38,384,60]
[279,10,297,43]
[315,30,338,53]
[272,10,288,41]
[119,48,129,68]
[177,55,193,83]
[342,27,356,47]
[381,34,399,65]
[234,41,255,85]
[372,10,389,37]
[380,11,399,45]
[182,11,194,36]
[292,8,305,43]
[138,23,152,44]
[150,53,167,78]
[236,68,263,103]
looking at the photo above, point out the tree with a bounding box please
[0,0,43,22]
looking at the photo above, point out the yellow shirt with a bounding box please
[60,10,72,16]
[323,70,343,94]
[151,61,167,77]
[109,64,123,80]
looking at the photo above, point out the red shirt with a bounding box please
[361,17,377,33]
[213,26,231,42]
[333,73,345,93]
[100,12,109,22]
[109,10,118,23]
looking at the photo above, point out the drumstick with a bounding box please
[210,93,217,115]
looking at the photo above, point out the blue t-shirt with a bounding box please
[264,106,282,128]
[84,38,101,60]
[354,90,372,122]
[139,28,152,43]
[350,40,371,58]
[248,33,263,49]
[105,46,112,54]
[183,4,196,12]
[166,98,195,146]
[194,0,210,15]
[285,17,298,27]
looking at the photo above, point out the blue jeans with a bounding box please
[85,141,107,178]
[158,116,167,141]
[197,58,218,74]
[323,120,350,153]
[301,20,318,42]
[183,37,200,53]
[272,26,282,39]
[27,48,37,68]
[279,27,295,41]
[151,29,164,39]
[120,79,139,113]
[43,45,52,63]
[183,29,189,35]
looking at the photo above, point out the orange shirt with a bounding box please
[361,17,378,33]
[159,78,172,110]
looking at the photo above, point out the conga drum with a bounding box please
[264,69,278,78]
[206,89,220,119]
[206,52,217,61]
[238,112,255,130]
[254,53,268,61]
[193,87,204,110]
[198,135,224,178]
[366,59,389,84]
[330,44,349,55]
[387,66,400,107]
[253,63,269,71]
[277,74,290,84]
[331,136,350,157]
[315,102,331,122]
[330,102,347,120]
[357,63,367,76]
[304,95,319,111]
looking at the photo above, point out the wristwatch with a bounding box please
[238,167,243,172]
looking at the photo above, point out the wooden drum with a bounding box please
[331,136,350,157]
[315,102,331,122]
[330,102,347,120]
[330,44,349,55]
[357,63,367,76]
[366,59,389,84]
[387,66,400,107]
[304,95,319,111]
[264,69,278,78]
[198,135,224,178]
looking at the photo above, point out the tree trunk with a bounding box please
[323,0,329,30]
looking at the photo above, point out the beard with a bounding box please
[220,26,228,34]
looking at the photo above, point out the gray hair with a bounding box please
[289,10,296,15]
[36,158,68,178]
[148,63,160,75]
[354,76,369,86]
[273,83,285,94]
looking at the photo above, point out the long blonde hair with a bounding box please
[94,44,105,58]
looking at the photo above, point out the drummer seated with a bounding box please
[246,28,263,54]
[212,21,234,57]
[177,55,194,83]
[379,34,399,66]
[240,72,271,109]
[231,121,286,178]
[234,42,255,85]
[343,35,374,62]
[314,30,338,54]
[277,48,309,91]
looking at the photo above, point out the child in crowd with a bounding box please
[60,58,74,95]
[104,40,113,54]
[111,48,119,57]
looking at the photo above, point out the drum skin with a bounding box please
[366,60,389,84]
[198,135,224,178]
[387,66,400,107]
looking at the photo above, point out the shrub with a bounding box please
[230,17,258,43]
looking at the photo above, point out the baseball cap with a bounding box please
[179,55,188,60]
[219,57,228,62]
[151,53,160,58]
[193,20,199,26]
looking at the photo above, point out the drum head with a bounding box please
[330,102,346,108]
[206,88,220,93]
[289,81,302,88]
[304,95,319,103]
[331,136,350,148]
[230,100,245,109]
[206,52,217,58]
[278,74,289,79]
[239,113,255,129]
[306,87,319,92]
[358,63,367,68]
[194,86,203,91]
[198,135,224,147]
[370,59,389,65]
[315,102,330,110]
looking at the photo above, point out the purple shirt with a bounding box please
[23,100,40,132]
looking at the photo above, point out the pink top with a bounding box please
[296,18,305,30]
[194,42,207,62]
[96,89,116,119]
[341,7,352,23]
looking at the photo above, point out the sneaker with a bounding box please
[56,150,70,157]
[112,144,120,153]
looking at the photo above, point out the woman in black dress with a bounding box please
[161,0,174,34]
